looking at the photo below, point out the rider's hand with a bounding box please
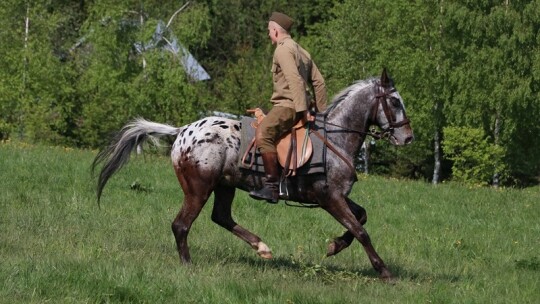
[304,110,315,122]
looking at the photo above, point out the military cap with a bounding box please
[269,12,294,32]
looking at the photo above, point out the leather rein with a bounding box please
[310,83,410,173]
[315,83,410,140]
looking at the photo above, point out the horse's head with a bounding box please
[371,69,414,146]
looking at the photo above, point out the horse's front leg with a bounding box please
[211,185,273,259]
[327,197,367,257]
[322,195,393,280]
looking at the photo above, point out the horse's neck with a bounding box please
[325,85,374,156]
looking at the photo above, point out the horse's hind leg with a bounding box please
[172,198,205,264]
[322,196,392,280]
[327,198,367,257]
[171,167,214,264]
[211,185,272,259]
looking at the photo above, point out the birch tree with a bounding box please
[0,1,81,144]
[444,0,540,185]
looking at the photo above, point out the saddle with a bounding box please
[241,108,313,176]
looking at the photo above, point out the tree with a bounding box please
[445,0,540,185]
[443,126,507,186]
[308,0,540,185]
[0,1,82,145]
[308,0,454,181]
[1,0,538,185]
[74,0,211,147]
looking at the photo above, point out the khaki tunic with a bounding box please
[256,36,328,154]
[270,36,328,112]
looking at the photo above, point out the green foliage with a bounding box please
[444,0,540,183]
[73,1,210,147]
[443,126,507,186]
[210,47,273,115]
[308,0,453,184]
[0,0,539,184]
[128,50,202,124]
[308,0,540,185]
[0,2,80,145]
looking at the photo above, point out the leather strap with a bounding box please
[241,137,257,168]
[310,129,356,174]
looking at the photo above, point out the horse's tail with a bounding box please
[91,118,181,204]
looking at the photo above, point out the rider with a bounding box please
[249,11,328,204]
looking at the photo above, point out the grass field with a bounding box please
[1,141,539,303]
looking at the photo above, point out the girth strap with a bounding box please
[309,129,356,175]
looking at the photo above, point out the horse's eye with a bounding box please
[390,97,401,107]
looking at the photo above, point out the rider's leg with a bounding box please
[249,106,295,203]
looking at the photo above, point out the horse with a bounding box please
[92,69,414,280]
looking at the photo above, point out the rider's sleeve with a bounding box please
[310,61,328,112]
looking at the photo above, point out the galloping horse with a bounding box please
[92,69,413,280]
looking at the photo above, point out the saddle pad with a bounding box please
[239,116,326,175]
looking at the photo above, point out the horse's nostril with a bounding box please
[405,136,414,145]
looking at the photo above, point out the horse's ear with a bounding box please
[380,68,390,87]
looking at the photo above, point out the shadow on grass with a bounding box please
[390,265,462,284]
[230,255,463,284]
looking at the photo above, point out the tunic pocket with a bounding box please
[271,62,280,73]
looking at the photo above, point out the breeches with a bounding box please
[255,106,296,154]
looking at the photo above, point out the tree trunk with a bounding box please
[492,0,509,188]
[23,4,30,86]
[492,114,501,188]
[432,128,441,184]
[432,0,445,185]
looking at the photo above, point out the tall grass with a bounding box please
[1,141,538,303]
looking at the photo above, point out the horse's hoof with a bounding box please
[380,270,396,284]
[326,242,338,257]
[258,251,273,260]
[256,241,273,259]
[326,239,348,257]
[381,276,397,284]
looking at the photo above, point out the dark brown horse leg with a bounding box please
[211,185,273,259]
[171,166,214,264]
[322,196,393,280]
[171,199,206,264]
[327,198,367,257]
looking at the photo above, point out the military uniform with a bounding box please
[256,36,328,154]
[250,12,327,204]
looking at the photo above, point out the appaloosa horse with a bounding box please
[92,69,413,280]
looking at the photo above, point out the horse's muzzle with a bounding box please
[404,135,414,145]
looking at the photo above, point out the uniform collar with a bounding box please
[277,35,292,45]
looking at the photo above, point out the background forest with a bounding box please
[1,0,539,186]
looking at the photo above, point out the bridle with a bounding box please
[314,82,410,140]
[370,82,411,139]
[307,81,410,181]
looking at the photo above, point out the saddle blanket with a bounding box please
[238,116,327,175]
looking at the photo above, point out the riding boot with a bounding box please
[249,152,280,204]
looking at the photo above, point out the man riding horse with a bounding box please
[249,12,328,204]
[93,13,414,281]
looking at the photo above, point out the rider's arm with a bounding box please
[310,61,328,112]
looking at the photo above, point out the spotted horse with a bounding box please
[92,69,414,280]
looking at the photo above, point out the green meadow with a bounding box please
[1,142,538,303]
